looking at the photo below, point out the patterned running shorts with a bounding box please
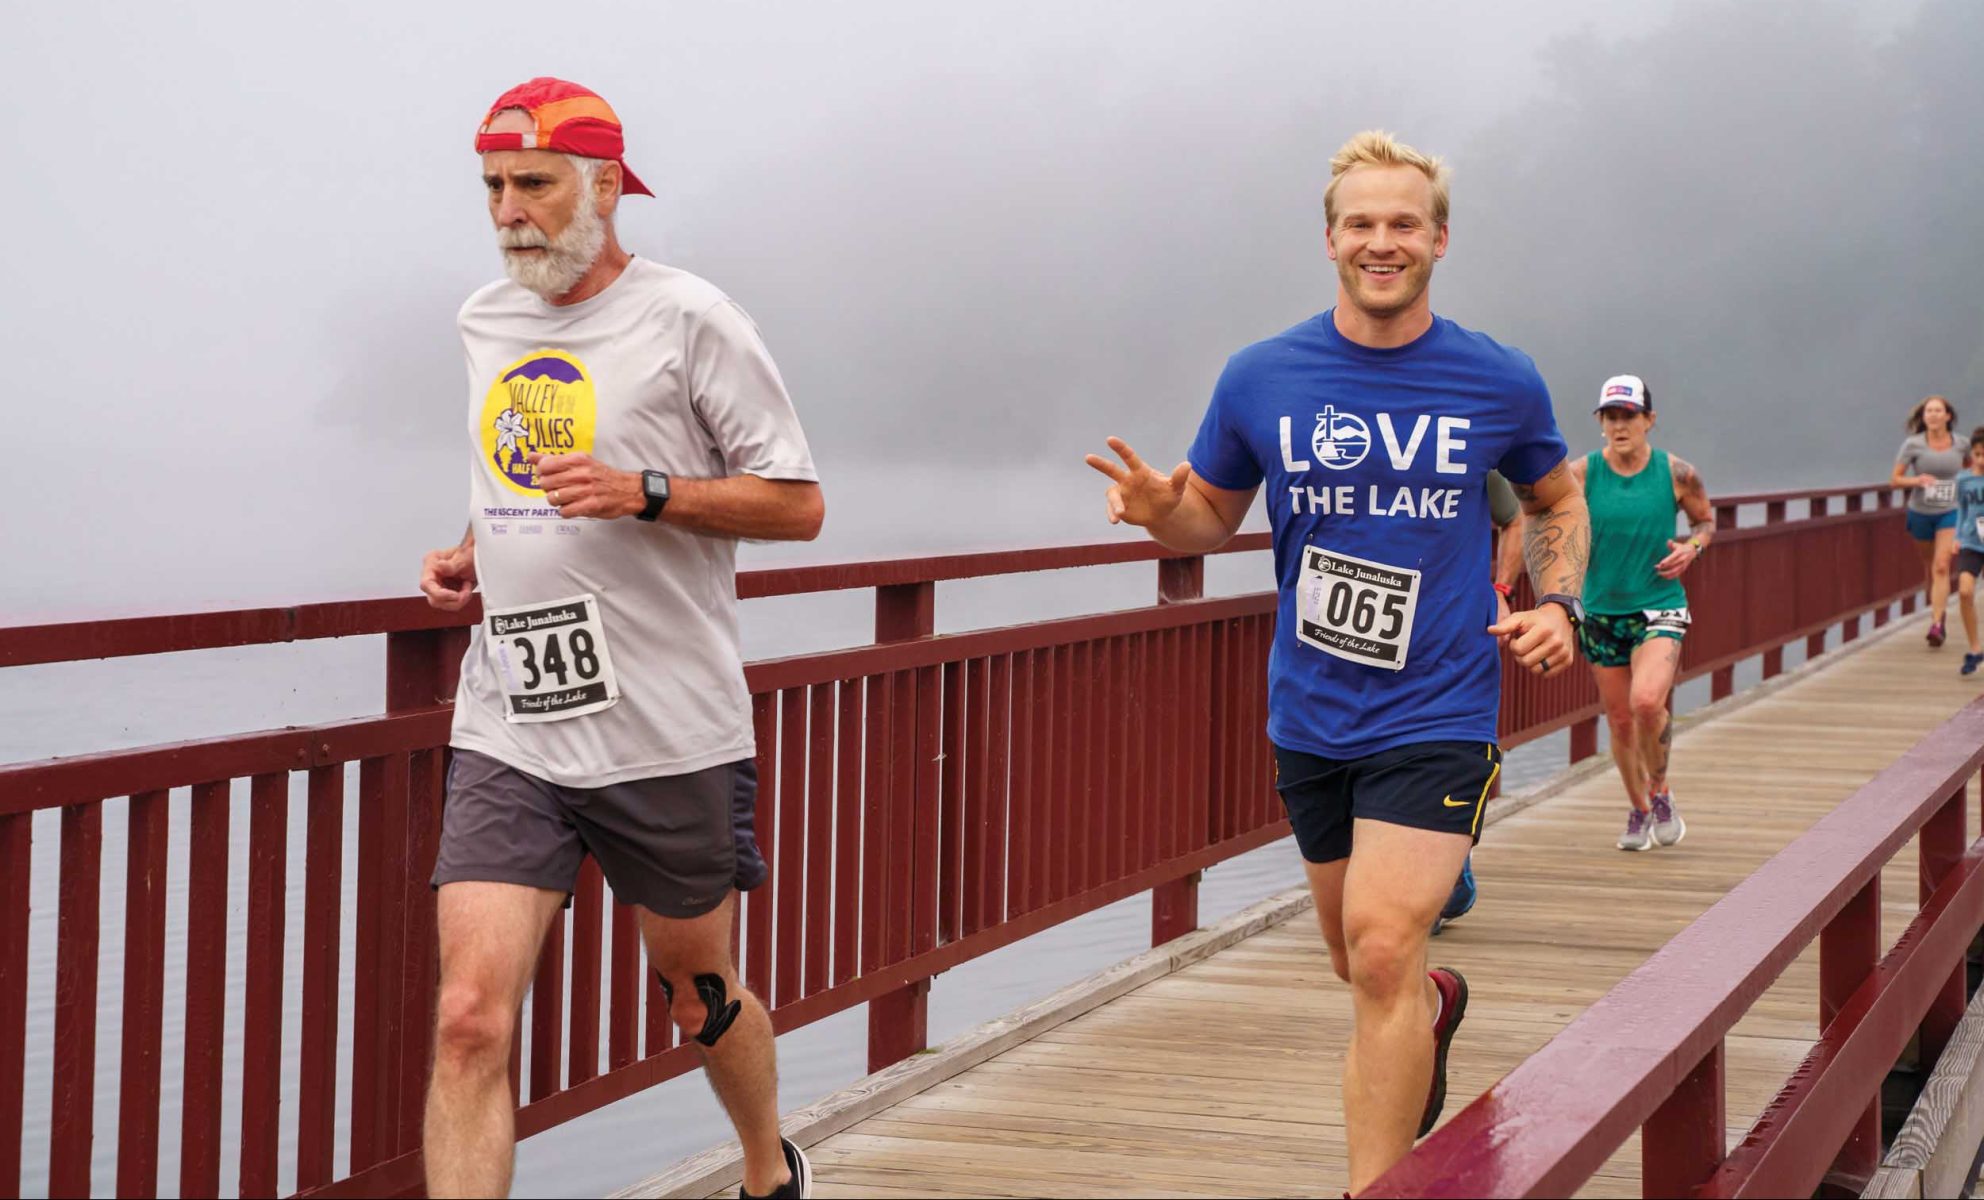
[1578,607,1690,668]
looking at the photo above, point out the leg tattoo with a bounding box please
[1650,717,1672,790]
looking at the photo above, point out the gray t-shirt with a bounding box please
[1486,470,1519,527]
[449,259,818,787]
[1898,433,1965,514]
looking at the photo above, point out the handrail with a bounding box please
[1366,699,1984,1199]
[0,483,1901,667]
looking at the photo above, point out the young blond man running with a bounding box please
[1086,131,1587,1191]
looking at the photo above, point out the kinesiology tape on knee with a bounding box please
[653,970,743,1047]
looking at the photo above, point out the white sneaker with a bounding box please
[1617,808,1654,851]
[1649,790,1686,847]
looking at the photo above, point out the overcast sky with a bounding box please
[6,0,1976,623]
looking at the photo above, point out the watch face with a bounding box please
[644,472,669,501]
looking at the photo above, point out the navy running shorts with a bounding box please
[1273,740,1503,864]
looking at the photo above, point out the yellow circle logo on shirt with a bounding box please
[479,349,598,497]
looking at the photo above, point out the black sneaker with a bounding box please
[740,1138,812,1200]
[1419,967,1469,1138]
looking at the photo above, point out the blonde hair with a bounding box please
[1323,130,1451,228]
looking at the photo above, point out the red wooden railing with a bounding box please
[0,482,1920,1198]
[1366,700,1984,1200]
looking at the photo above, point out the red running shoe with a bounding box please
[1930,619,1947,648]
[1420,967,1469,1138]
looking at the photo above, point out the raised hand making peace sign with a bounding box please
[1084,436,1193,527]
[1083,436,1255,553]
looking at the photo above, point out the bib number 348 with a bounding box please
[485,593,620,723]
[1296,546,1420,672]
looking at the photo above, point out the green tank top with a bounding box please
[1583,448,1687,614]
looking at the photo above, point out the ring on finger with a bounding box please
[1539,657,1550,673]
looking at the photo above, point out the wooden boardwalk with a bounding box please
[689,616,1969,1198]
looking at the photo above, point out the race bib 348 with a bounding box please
[485,592,621,723]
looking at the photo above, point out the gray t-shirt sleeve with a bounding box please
[1485,470,1520,528]
[688,300,820,482]
[1898,435,1922,474]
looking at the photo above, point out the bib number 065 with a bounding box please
[1317,580,1408,640]
[1295,546,1421,672]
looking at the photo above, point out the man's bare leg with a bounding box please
[641,895,789,1197]
[425,881,566,1199]
[1303,858,1351,982]
[1341,819,1474,1192]
[1628,637,1682,796]
[1592,664,1646,810]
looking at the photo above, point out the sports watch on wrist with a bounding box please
[637,470,671,522]
[1537,593,1585,632]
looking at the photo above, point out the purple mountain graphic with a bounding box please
[502,356,583,384]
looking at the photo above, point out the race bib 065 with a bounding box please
[485,592,620,723]
[1296,546,1420,672]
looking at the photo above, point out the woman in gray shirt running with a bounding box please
[1892,394,1963,647]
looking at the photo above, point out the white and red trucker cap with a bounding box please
[1594,374,1652,414]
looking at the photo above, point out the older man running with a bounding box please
[417,78,822,1200]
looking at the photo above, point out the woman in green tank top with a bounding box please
[1572,375,1716,853]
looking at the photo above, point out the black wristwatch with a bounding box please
[637,470,671,522]
[1538,593,1585,632]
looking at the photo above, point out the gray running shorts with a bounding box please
[431,748,768,919]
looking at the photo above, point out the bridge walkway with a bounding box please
[683,617,1962,1197]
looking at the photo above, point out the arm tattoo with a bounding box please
[1673,457,1715,543]
[1522,502,1588,597]
[1510,459,1569,509]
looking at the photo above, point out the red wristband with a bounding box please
[1492,582,1514,598]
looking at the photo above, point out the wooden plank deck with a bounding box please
[718,615,1974,1198]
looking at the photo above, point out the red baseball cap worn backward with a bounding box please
[475,77,654,197]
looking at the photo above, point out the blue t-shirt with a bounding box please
[1956,469,1984,553]
[1187,311,1568,759]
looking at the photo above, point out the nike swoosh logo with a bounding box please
[1442,794,1472,808]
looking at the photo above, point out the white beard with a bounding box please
[498,196,607,301]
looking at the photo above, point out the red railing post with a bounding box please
[867,978,930,1075]
[1570,716,1598,764]
[1153,870,1202,946]
[1819,877,1881,1190]
[1806,498,1830,661]
[1641,1039,1725,1198]
[378,626,460,1158]
[1158,556,1205,605]
[49,802,103,1199]
[869,582,935,1071]
[1919,787,1967,1066]
[1153,558,1207,944]
[1711,666,1734,702]
[0,814,28,1199]
[115,791,168,1200]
